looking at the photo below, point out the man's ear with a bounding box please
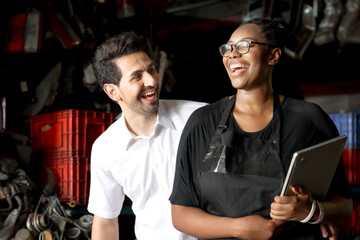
[268,48,281,66]
[103,83,121,101]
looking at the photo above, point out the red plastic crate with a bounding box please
[31,109,113,158]
[42,156,90,206]
[5,13,26,53]
[343,149,360,186]
[338,200,360,237]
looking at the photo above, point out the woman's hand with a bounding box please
[270,186,313,221]
[233,215,285,240]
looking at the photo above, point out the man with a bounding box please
[87,31,207,240]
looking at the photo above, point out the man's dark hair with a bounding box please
[92,31,151,88]
[245,17,288,51]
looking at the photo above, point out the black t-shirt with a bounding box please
[170,96,352,208]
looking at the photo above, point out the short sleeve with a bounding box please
[170,113,203,207]
[87,141,125,218]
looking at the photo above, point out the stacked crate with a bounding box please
[339,200,360,238]
[328,111,360,238]
[328,111,360,186]
[31,109,114,206]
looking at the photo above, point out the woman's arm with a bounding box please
[270,186,353,226]
[320,195,353,226]
[172,204,284,240]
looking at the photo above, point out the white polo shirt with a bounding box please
[88,99,207,240]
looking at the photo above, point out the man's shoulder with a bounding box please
[92,117,127,149]
[160,99,208,110]
[188,97,228,119]
[179,97,228,132]
[159,99,208,118]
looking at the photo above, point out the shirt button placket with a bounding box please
[151,137,169,194]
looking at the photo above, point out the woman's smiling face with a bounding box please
[223,23,274,91]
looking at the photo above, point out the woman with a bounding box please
[169,18,353,240]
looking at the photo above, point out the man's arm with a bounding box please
[91,215,119,240]
[172,204,284,240]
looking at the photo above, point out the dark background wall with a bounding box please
[1,0,360,135]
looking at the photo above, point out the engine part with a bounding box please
[337,0,360,46]
[14,228,33,240]
[66,227,81,240]
[38,230,53,240]
[0,209,20,240]
[78,214,93,231]
[314,0,343,45]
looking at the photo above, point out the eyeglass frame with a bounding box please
[218,40,275,57]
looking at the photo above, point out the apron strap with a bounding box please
[215,96,236,134]
[272,94,281,142]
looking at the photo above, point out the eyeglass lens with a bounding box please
[219,40,250,57]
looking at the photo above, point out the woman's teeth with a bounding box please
[230,63,248,70]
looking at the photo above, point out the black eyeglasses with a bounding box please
[219,40,274,57]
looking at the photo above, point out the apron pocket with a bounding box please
[199,172,283,218]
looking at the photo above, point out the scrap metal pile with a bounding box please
[0,155,93,240]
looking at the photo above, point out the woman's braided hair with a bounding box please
[245,17,288,51]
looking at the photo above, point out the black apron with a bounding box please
[198,95,324,240]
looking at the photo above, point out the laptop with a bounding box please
[280,135,347,200]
